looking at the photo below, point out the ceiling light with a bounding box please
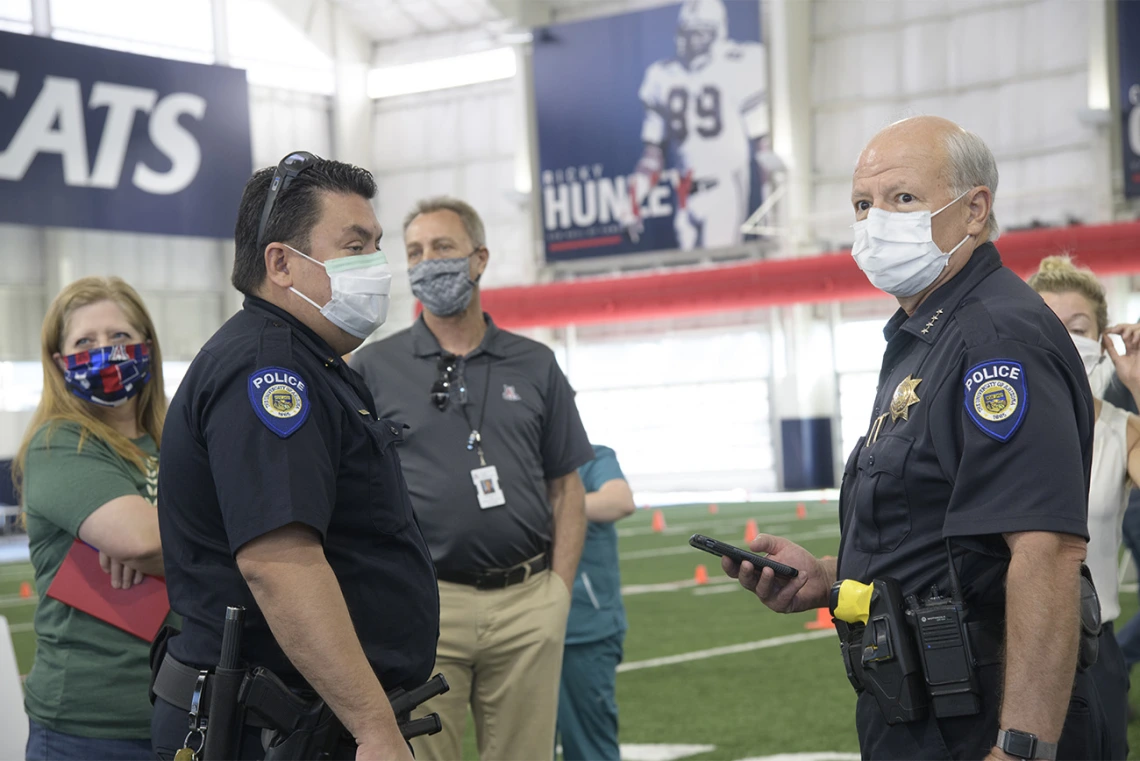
[368,48,516,99]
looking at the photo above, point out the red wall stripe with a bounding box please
[478,222,1140,329]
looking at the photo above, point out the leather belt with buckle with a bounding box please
[435,555,549,590]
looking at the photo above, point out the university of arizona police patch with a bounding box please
[248,366,310,438]
[963,359,1027,442]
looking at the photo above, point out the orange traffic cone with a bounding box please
[652,509,666,533]
[694,565,709,585]
[805,607,836,630]
[796,503,807,520]
[744,519,759,544]
[708,503,719,514]
[19,581,32,599]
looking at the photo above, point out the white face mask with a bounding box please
[1070,333,1104,374]
[1070,332,1114,396]
[286,245,392,340]
[851,190,972,298]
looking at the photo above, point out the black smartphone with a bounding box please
[689,533,798,578]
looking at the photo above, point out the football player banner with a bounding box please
[1119,0,1140,198]
[532,0,767,262]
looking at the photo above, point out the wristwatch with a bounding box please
[996,728,1058,761]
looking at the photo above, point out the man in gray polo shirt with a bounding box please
[350,196,591,761]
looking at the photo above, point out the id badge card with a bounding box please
[471,465,506,509]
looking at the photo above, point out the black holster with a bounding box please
[1078,563,1102,672]
[202,665,246,760]
[834,578,929,725]
[149,624,178,707]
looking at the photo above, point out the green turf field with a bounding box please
[4,500,1140,760]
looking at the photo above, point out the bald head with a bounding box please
[864,115,962,156]
[854,116,999,240]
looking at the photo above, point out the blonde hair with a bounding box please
[13,277,166,502]
[1027,255,1109,335]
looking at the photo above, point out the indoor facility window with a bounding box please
[50,0,214,63]
[227,0,335,95]
[0,0,31,33]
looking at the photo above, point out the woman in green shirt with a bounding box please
[14,276,169,761]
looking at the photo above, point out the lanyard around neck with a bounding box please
[458,358,493,466]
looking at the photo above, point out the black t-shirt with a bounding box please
[837,244,1094,610]
[158,297,439,690]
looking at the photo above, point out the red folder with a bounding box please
[46,539,170,641]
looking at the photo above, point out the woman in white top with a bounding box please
[1029,255,1140,759]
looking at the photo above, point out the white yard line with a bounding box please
[737,754,860,761]
[618,514,831,539]
[692,584,741,596]
[618,630,835,673]
[622,577,736,596]
[619,744,717,761]
[0,594,36,608]
[8,622,32,634]
[621,546,696,561]
[620,526,841,566]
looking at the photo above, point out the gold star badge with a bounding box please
[890,375,922,422]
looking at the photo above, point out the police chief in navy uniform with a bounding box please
[152,153,437,761]
[722,117,1108,760]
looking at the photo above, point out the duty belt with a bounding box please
[153,652,300,730]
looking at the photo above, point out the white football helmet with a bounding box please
[676,0,728,63]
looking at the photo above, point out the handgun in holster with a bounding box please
[830,576,930,724]
[242,667,451,760]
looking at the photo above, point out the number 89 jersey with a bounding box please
[638,40,767,182]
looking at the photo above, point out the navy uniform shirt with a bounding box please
[158,297,439,691]
[351,314,594,575]
[837,243,1094,610]
[566,445,628,646]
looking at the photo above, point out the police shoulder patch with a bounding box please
[963,359,1027,442]
[247,366,310,438]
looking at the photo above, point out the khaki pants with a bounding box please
[411,569,571,761]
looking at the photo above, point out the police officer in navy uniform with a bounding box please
[722,117,1108,760]
[152,153,437,761]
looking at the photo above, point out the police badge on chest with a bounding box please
[868,375,923,445]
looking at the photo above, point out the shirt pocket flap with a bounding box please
[862,435,914,479]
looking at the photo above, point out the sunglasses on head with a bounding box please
[431,353,461,411]
[256,151,319,248]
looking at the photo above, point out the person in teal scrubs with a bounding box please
[557,444,636,761]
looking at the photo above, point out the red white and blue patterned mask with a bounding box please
[62,342,151,408]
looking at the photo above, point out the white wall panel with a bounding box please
[0,411,36,459]
[0,225,43,286]
[248,86,333,168]
[810,0,1103,248]
[370,75,534,338]
[900,21,950,96]
[953,7,1020,88]
[0,288,47,360]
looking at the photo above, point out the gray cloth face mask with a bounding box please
[409,253,479,317]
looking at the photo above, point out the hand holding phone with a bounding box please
[689,533,798,578]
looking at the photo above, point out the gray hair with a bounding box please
[943,128,1000,239]
[403,196,486,249]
